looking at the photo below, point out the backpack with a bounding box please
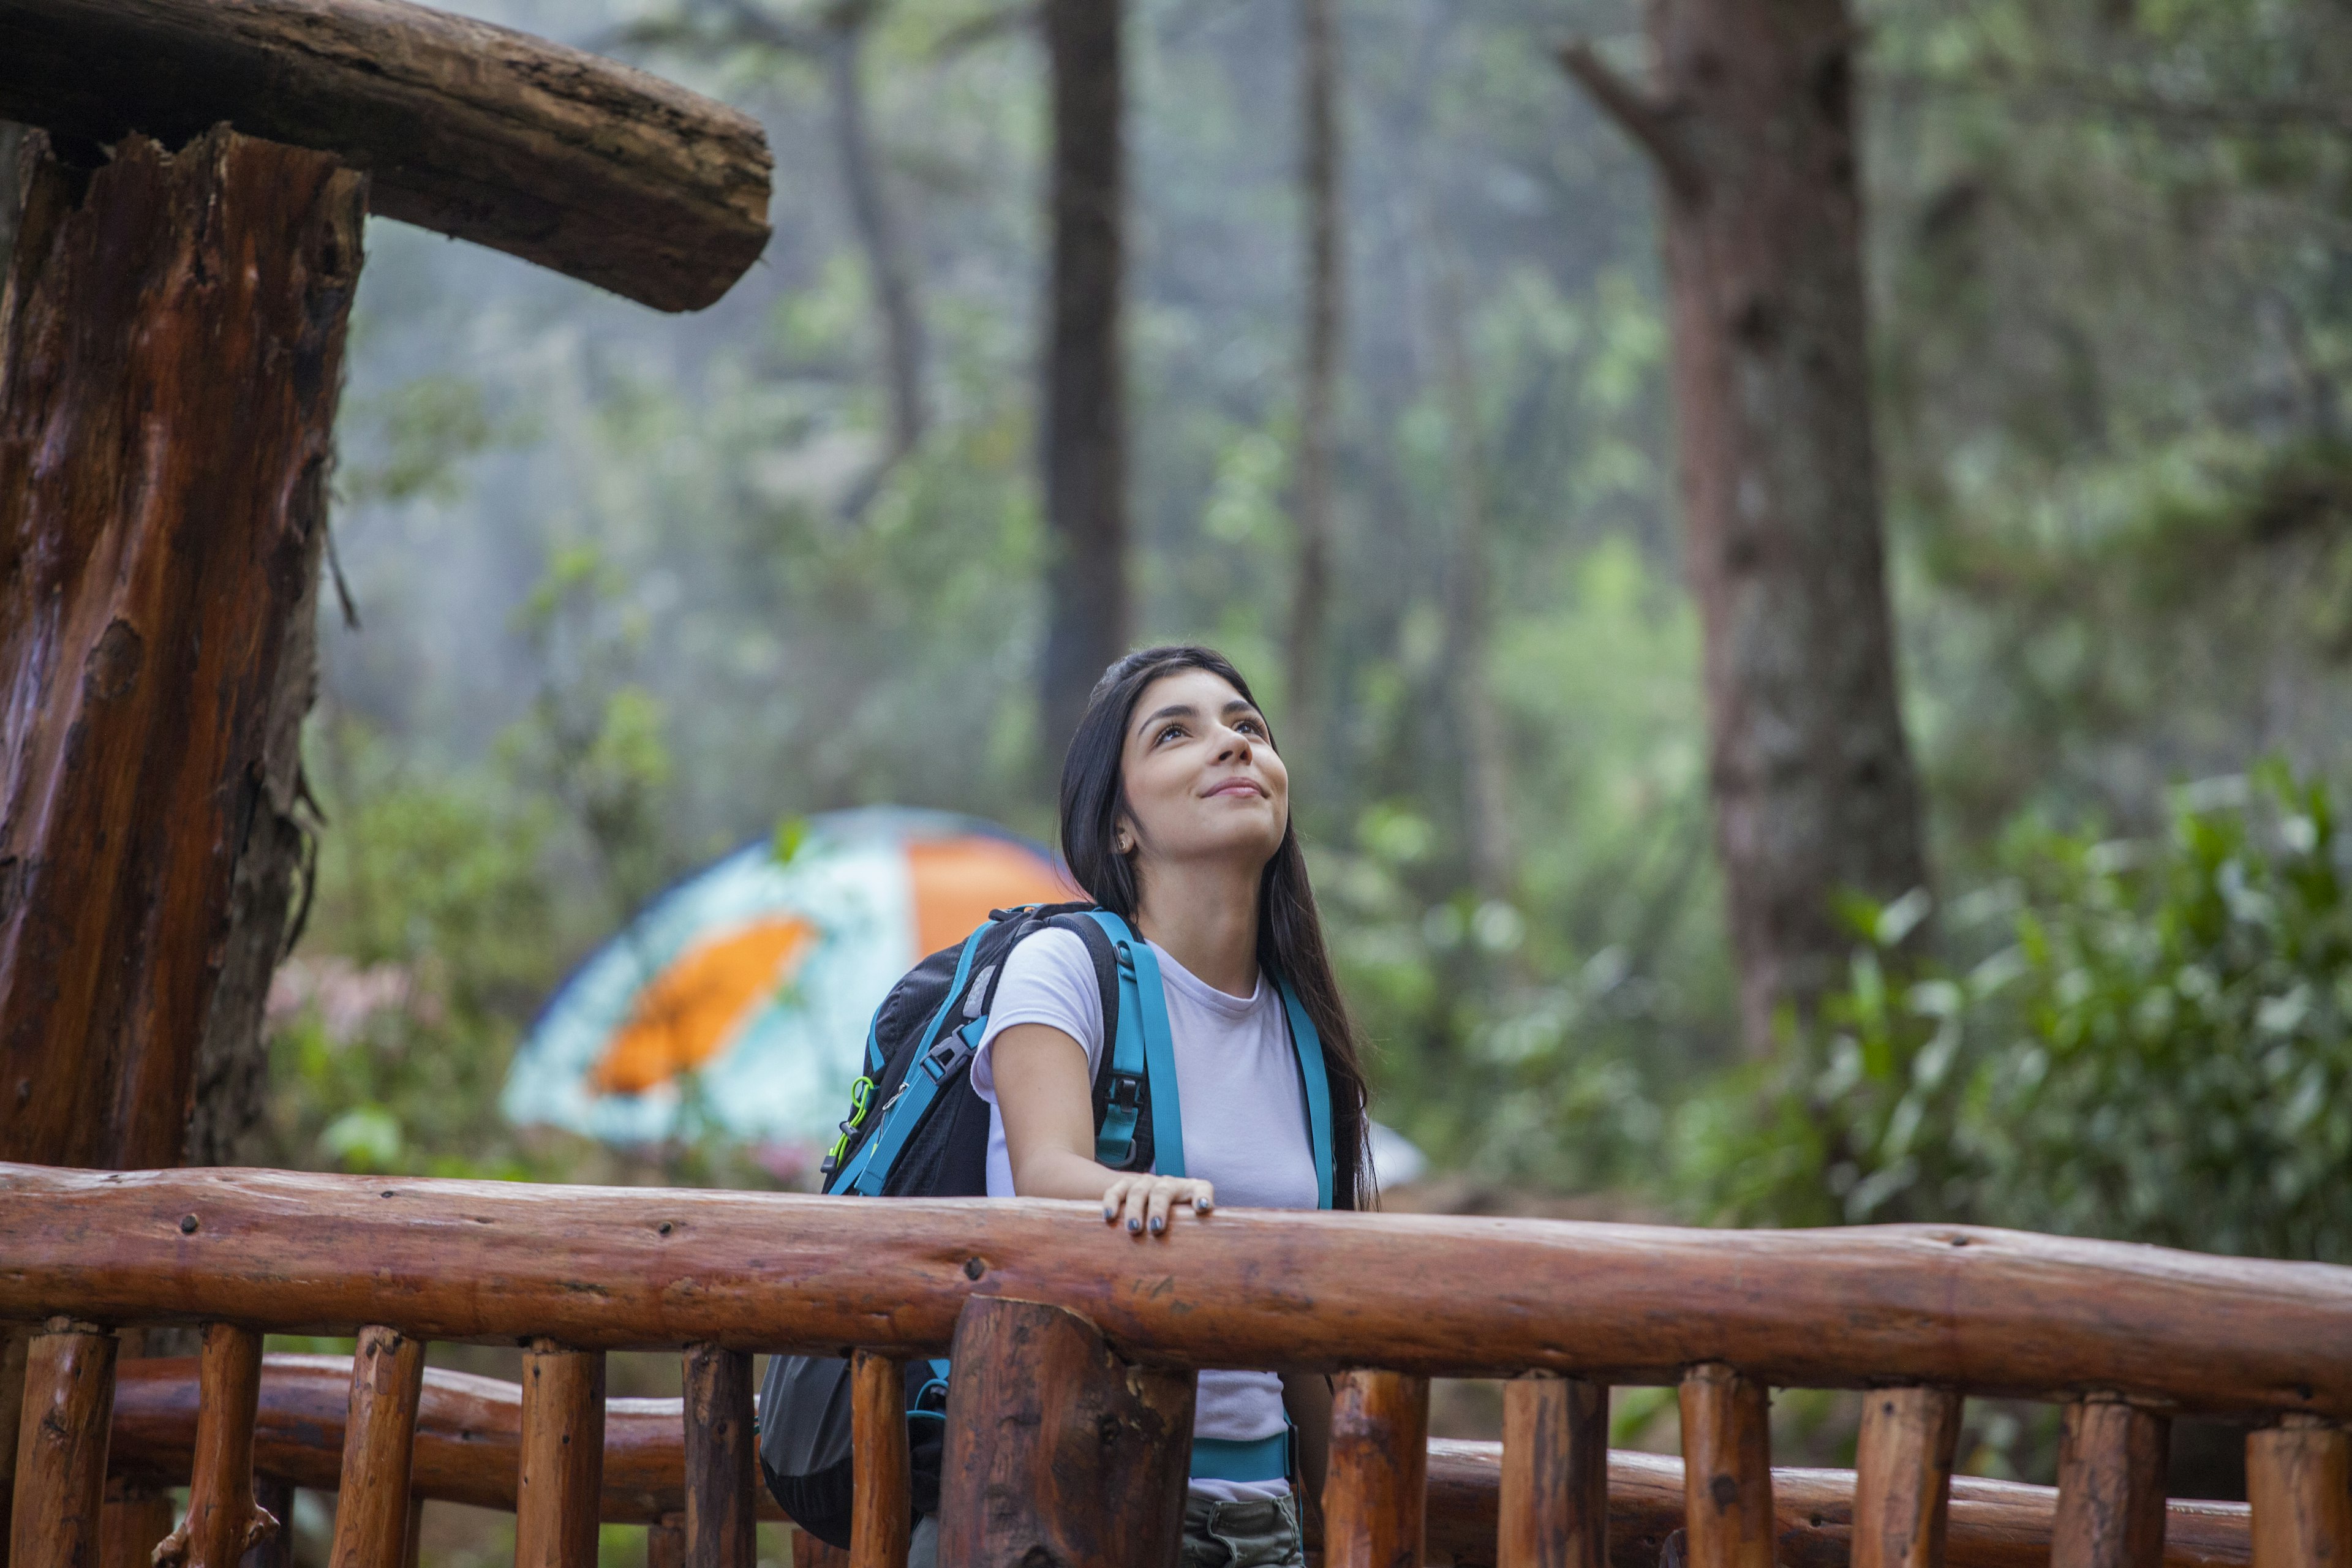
[756,902,1335,1548]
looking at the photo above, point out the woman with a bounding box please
[962,644,1374,1568]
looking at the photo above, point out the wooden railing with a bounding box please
[1,1163,2345,1568]
[100,1352,2259,1568]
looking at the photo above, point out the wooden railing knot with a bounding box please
[151,1501,281,1568]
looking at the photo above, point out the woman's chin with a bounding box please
[1155,816,1283,869]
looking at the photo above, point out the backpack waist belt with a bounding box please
[1188,1432,1289,1484]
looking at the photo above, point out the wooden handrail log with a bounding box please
[110,1354,747,1521]
[99,1356,2253,1565]
[0,0,771,311]
[8,1166,2351,1415]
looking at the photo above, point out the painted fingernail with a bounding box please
[1127,1216,1141,1233]
[1104,1208,1117,1221]
[1149,1215,1165,1234]
[1193,1197,1210,1213]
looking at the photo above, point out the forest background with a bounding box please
[179,0,2352,1545]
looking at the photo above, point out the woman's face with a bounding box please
[1117,668,1289,875]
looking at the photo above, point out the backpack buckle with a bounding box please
[921,1027,977,1083]
[1107,1072,1142,1111]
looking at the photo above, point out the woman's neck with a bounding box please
[1132,858,1262,998]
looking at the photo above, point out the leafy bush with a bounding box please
[1681,761,2352,1263]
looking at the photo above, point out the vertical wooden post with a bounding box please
[683,1345,756,1568]
[0,126,362,1173]
[2248,1417,2351,1568]
[648,1517,687,1568]
[98,1482,173,1568]
[398,1501,422,1568]
[792,1533,850,1568]
[2052,1400,2169,1568]
[1679,1364,1774,1568]
[1325,1370,1432,1568]
[1499,1374,1607,1568]
[327,1327,426,1568]
[848,1352,910,1568]
[0,1324,29,1561]
[517,1341,606,1568]
[9,1321,116,1568]
[244,1479,295,1568]
[156,1324,278,1568]
[1853,1387,1962,1568]
[937,1297,1194,1568]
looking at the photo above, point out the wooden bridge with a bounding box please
[0,1163,2342,1568]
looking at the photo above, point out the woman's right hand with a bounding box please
[1102,1174,1216,1237]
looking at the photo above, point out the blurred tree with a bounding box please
[1562,0,1929,1057]
[1287,0,1341,752]
[814,0,929,510]
[1038,0,1131,758]
[624,0,928,516]
[1429,254,1512,902]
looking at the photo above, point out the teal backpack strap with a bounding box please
[834,922,992,1196]
[1278,979,1335,1210]
[1082,910,1186,1178]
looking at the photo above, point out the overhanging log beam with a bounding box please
[8,1166,2352,1417]
[0,0,772,311]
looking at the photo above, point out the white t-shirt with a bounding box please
[970,927,1317,1502]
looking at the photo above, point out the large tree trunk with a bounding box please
[1563,4,1929,1055]
[1287,0,1341,746]
[0,126,359,1169]
[1038,0,1131,758]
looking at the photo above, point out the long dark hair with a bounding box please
[1058,644,1375,1209]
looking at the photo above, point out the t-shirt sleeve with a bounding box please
[970,927,1106,1106]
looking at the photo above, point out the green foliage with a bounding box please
[337,374,518,508]
[1684,763,2352,1263]
[268,719,560,1179]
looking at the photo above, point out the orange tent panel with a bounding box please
[907,837,1078,957]
[589,916,817,1095]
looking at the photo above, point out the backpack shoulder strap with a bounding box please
[1076,910,1186,1178]
[1047,912,1121,1074]
[830,919,996,1196]
[1044,910,1144,1169]
[1276,981,1336,1210]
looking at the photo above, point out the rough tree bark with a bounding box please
[1561,5,1929,1055]
[0,127,359,1170]
[0,121,24,283]
[1287,0,1341,745]
[1038,0,1131,758]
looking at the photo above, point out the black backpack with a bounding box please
[755,902,1335,1547]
